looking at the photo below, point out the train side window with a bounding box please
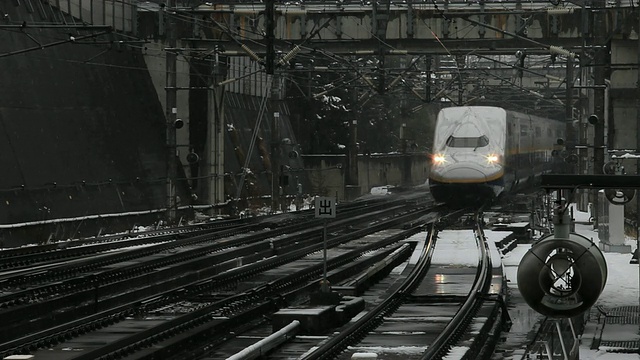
[521,124,529,136]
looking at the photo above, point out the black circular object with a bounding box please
[186,152,199,164]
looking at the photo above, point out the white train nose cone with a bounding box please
[442,167,488,182]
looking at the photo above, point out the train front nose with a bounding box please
[440,166,488,183]
[429,162,502,206]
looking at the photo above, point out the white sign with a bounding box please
[315,196,336,219]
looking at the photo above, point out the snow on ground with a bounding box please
[571,205,640,360]
[500,205,640,309]
[437,203,640,360]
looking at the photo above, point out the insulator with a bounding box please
[549,45,574,58]
[241,44,261,62]
[278,45,302,65]
[547,7,574,14]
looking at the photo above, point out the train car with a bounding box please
[428,106,565,206]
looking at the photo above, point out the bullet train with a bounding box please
[428,106,565,206]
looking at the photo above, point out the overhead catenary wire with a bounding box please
[233,77,273,205]
[167,1,567,115]
[0,29,111,58]
[8,1,576,121]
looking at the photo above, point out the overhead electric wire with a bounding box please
[173,1,574,115]
[7,0,580,115]
[0,30,111,58]
[234,76,272,204]
[166,0,562,110]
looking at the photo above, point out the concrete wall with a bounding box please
[610,41,638,158]
[0,2,168,246]
[610,39,640,218]
[302,153,430,201]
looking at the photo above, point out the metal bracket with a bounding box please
[299,10,307,38]
[541,174,640,189]
[477,3,486,38]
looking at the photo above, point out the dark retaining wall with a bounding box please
[0,3,169,246]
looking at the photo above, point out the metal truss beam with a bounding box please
[185,38,585,57]
[541,174,640,189]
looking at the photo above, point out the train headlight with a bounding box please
[433,154,447,165]
[486,154,500,164]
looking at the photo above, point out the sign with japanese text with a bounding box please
[315,196,336,219]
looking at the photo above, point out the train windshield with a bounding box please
[446,135,489,148]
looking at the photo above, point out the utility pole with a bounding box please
[592,0,607,228]
[636,3,640,311]
[346,84,359,200]
[265,0,275,76]
[271,107,281,212]
[165,0,178,223]
[209,76,225,211]
[578,4,588,211]
[400,123,409,186]
[565,56,575,175]
[425,55,432,102]
[265,0,280,212]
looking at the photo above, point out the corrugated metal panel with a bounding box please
[226,57,270,98]
[53,0,135,33]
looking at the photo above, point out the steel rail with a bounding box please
[61,215,431,360]
[0,198,403,288]
[0,203,409,320]
[0,217,255,263]
[0,202,433,357]
[299,222,437,360]
[419,214,492,360]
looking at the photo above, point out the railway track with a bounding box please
[0,191,516,360]
[0,193,438,359]
[282,213,509,360]
[0,195,394,277]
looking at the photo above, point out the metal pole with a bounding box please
[322,219,329,292]
[351,83,358,185]
[565,56,574,175]
[265,0,279,213]
[592,0,607,229]
[554,192,570,240]
[271,107,280,212]
[636,4,640,320]
[165,0,177,223]
[555,320,569,360]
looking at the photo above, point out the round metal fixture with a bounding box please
[517,233,607,318]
